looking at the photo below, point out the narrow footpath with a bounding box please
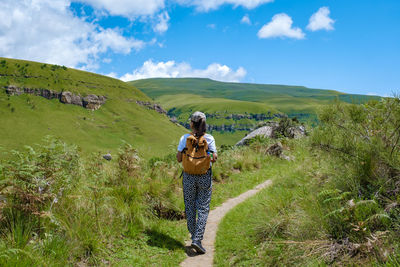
[180,179,273,267]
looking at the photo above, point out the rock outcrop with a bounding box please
[135,100,167,115]
[60,91,83,106]
[236,121,306,146]
[82,94,106,110]
[5,85,106,110]
[236,123,278,146]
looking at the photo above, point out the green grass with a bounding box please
[130,78,380,115]
[0,57,185,158]
[215,139,327,266]
[0,133,287,267]
[108,219,188,266]
[130,78,381,145]
[214,137,400,266]
[158,94,279,114]
[108,155,279,266]
[211,131,247,146]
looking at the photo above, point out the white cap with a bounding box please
[190,111,206,122]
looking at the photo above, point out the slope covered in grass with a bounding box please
[0,57,185,158]
[130,78,379,114]
[130,78,380,146]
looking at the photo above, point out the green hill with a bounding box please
[130,78,381,145]
[0,58,186,158]
[130,78,380,114]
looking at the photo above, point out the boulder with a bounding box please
[154,103,167,114]
[103,153,112,161]
[5,85,23,95]
[40,89,60,99]
[60,91,83,106]
[266,142,294,161]
[266,142,283,157]
[235,123,278,146]
[60,91,72,104]
[83,94,106,110]
[71,94,83,106]
[236,121,306,146]
[286,125,306,139]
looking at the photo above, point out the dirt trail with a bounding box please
[180,179,272,267]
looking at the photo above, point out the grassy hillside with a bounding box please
[0,58,186,158]
[130,78,380,145]
[130,77,379,113]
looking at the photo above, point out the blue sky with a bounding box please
[0,0,399,96]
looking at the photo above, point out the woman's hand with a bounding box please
[176,151,182,162]
[211,152,217,163]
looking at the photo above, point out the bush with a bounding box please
[0,137,80,232]
[312,97,400,243]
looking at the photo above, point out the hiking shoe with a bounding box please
[191,241,206,254]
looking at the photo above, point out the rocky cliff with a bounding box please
[5,85,106,110]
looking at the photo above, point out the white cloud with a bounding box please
[120,60,247,82]
[79,0,273,16]
[77,0,165,18]
[153,11,170,34]
[94,28,145,53]
[257,13,305,39]
[241,15,251,25]
[175,0,273,12]
[106,72,118,78]
[307,7,335,31]
[0,0,144,69]
[207,24,216,29]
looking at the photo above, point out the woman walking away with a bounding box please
[176,111,217,254]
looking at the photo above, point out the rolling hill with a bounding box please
[130,78,381,145]
[0,58,186,158]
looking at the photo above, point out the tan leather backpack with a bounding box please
[182,134,211,175]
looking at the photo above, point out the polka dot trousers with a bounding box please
[182,169,212,242]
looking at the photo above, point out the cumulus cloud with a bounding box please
[307,7,335,31]
[153,11,170,34]
[0,0,144,69]
[175,0,273,12]
[77,0,165,18]
[79,0,273,15]
[241,15,251,25]
[120,60,247,82]
[106,72,118,78]
[257,13,305,39]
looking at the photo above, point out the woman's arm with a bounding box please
[176,151,182,162]
[211,152,217,163]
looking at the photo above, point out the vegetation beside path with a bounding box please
[216,97,400,266]
[0,133,279,266]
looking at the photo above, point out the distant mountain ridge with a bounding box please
[130,78,380,145]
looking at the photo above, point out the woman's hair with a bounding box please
[192,118,206,137]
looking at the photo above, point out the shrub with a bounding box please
[117,142,141,180]
[0,137,80,232]
[312,97,400,243]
